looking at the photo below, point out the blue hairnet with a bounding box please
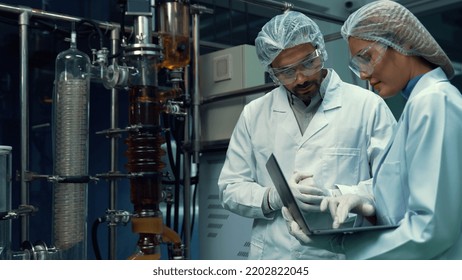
[255,11,328,72]
[341,0,454,79]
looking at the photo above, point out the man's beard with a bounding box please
[290,79,321,104]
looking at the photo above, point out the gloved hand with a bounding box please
[289,171,329,212]
[281,207,311,244]
[320,194,375,229]
[281,207,339,250]
[267,187,283,211]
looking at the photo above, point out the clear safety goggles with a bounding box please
[270,49,323,85]
[349,41,388,78]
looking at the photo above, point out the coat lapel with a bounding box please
[300,80,342,145]
[272,89,302,160]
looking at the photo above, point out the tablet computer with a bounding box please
[265,153,398,235]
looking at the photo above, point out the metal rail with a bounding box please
[0,3,123,30]
[239,0,346,24]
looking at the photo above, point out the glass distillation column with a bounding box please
[52,30,90,259]
[157,0,191,70]
[124,1,183,260]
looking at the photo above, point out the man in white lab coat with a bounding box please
[218,11,396,259]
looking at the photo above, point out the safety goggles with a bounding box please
[349,41,388,78]
[270,49,323,85]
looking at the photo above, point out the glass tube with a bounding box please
[52,31,90,259]
[157,0,190,70]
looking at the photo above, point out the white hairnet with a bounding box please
[255,11,328,71]
[341,0,454,79]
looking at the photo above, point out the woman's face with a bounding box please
[348,37,409,99]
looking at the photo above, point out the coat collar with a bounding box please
[271,69,343,144]
[272,68,343,113]
[408,67,448,101]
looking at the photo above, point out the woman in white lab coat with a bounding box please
[218,11,396,260]
[285,1,462,259]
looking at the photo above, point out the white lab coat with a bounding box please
[341,67,462,259]
[218,69,396,259]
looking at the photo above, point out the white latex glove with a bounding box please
[320,194,376,229]
[281,207,338,249]
[289,171,329,212]
[267,187,283,211]
[281,207,311,243]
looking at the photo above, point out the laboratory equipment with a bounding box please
[52,28,90,259]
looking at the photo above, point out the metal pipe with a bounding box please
[239,0,346,24]
[192,9,201,164]
[324,31,342,43]
[19,10,30,244]
[109,27,120,260]
[0,3,127,33]
[241,0,294,10]
[183,66,191,260]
